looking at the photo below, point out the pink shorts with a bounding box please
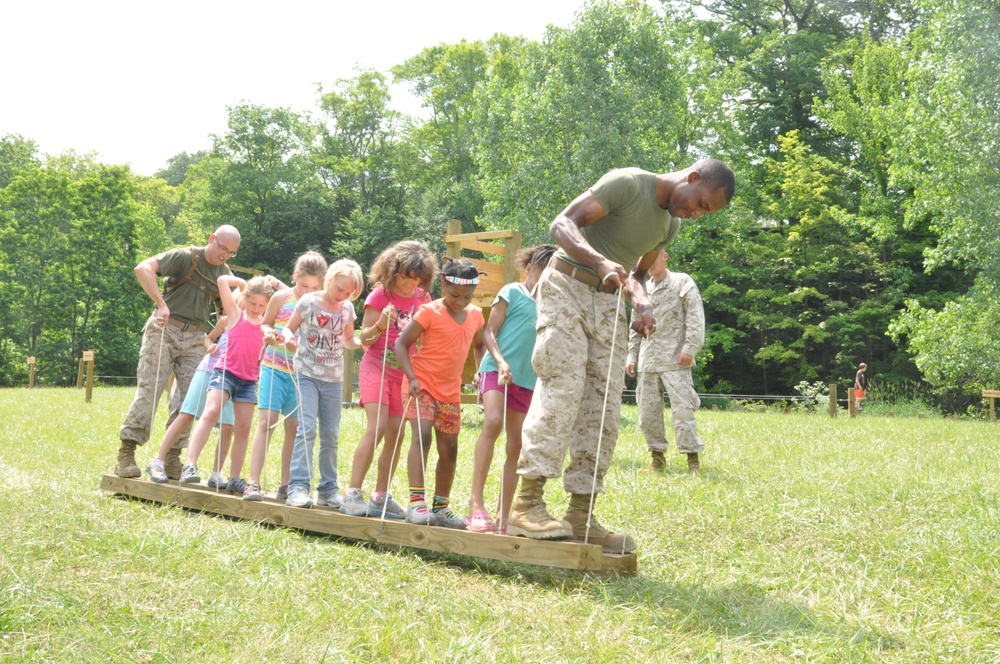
[479,371,533,413]
[404,390,461,435]
[358,359,405,418]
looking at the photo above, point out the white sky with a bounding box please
[2,0,593,176]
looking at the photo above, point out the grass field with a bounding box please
[2,387,999,662]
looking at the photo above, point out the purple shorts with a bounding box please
[479,371,533,413]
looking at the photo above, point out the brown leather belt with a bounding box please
[164,317,203,332]
[549,256,619,294]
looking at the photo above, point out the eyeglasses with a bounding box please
[214,238,238,259]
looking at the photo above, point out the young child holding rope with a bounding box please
[282,259,363,509]
[396,258,485,528]
[154,275,274,484]
[146,315,235,485]
[242,251,327,501]
[340,241,437,519]
[467,244,556,534]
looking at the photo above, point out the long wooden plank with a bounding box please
[102,475,636,574]
[444,230,518,243]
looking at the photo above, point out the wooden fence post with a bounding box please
[83,350,95,402]
[848,387,856,418]
[76,357,85,388]
[828,383,838,418]
[28,356,36,388]
[983,390,1000,423]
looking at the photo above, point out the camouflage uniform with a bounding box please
[119,318,206,447]
[518,268,628,495]
[627,270,705,454]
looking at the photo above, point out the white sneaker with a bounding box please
[339,488,369,516]
[285,486,313,508]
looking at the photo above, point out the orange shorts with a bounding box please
[404,390,461,434]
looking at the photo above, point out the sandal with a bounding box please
[468,508,497,533]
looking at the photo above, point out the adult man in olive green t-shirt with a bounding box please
[508,160,735,552]
[114,225,241,479]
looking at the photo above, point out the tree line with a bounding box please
[1,0,997,411]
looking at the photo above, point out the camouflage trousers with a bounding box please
[636,369,704,454]
[119,317,206,449]
[518,269,627,495]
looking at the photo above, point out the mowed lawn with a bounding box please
[2,387,999,662]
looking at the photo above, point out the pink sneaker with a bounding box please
[468,508,497,533]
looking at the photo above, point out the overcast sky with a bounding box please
[2,0,596,176]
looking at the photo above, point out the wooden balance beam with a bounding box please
[101,475,636,575]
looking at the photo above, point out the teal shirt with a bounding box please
[478,283,538,390]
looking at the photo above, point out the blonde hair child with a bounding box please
[243,251,328,501]
[282,259,363,508]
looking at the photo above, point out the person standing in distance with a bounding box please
[115,225,241,480]
[625,250,705,474]
[508,160,734,552]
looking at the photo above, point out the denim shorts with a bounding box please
[208,368,258,404]
[181,370,235,425]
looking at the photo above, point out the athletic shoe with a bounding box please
[146,462,168,484]
[316,491,342,508]
[207,475,227,490]
[285,486,313,508]
[369,494,406,520]
[433,507,467,530]
[225,476,248,494]
[275,484,289,501]
[242,481,263,502]
[339,488,369,517]
[179,464,201,484]
[405,501,434,525]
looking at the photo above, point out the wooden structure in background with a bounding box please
[27,356,36,388]
[82,350,95,402]
[443,219,522,404]
[848,387,856,418]
[828,383,838,418]
[101,475,636,574]
[984,389,1000,423]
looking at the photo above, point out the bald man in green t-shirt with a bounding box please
[508,159,735,552]
[114,225,241,480]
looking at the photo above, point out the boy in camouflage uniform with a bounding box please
[508,160,735,552]
[626,251,705,473]
[114,226,241,480]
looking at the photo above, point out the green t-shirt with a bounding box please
[157,246,233,326]
[557,168,681,276]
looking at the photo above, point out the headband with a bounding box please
[443,275,479,285]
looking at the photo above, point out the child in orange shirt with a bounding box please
[395,258,485,528]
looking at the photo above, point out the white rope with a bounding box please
[379,394,414,531]
[147,319,167,476]
[497,380,509,533]
[584,291,624,546]
[288,348,314,498]
[365,312,391,501]
[212,325,230,492]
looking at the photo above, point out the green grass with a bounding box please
[2,388,1000,662]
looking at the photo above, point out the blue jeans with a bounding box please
[288,375,342,494]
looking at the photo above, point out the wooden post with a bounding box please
[445,219,463,259]
[848,387,856,418]
[502,232,522,286]
[27,356,36,388]
[83,350,95,402]
[828,383,838,418]
[983,390,1000,423]
[76,357,85,388]
[343,346,355,404]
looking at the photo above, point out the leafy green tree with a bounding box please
[184,104,332,276]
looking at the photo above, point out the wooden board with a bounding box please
[101,475,636,575]
[982,390,1000,398]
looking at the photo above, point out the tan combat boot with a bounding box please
[687,452,700,474]
[115,440,141,478]
[564,493,637,553]
[506,477,573,540]
[165,444,184,481]
[651,450,666,471]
